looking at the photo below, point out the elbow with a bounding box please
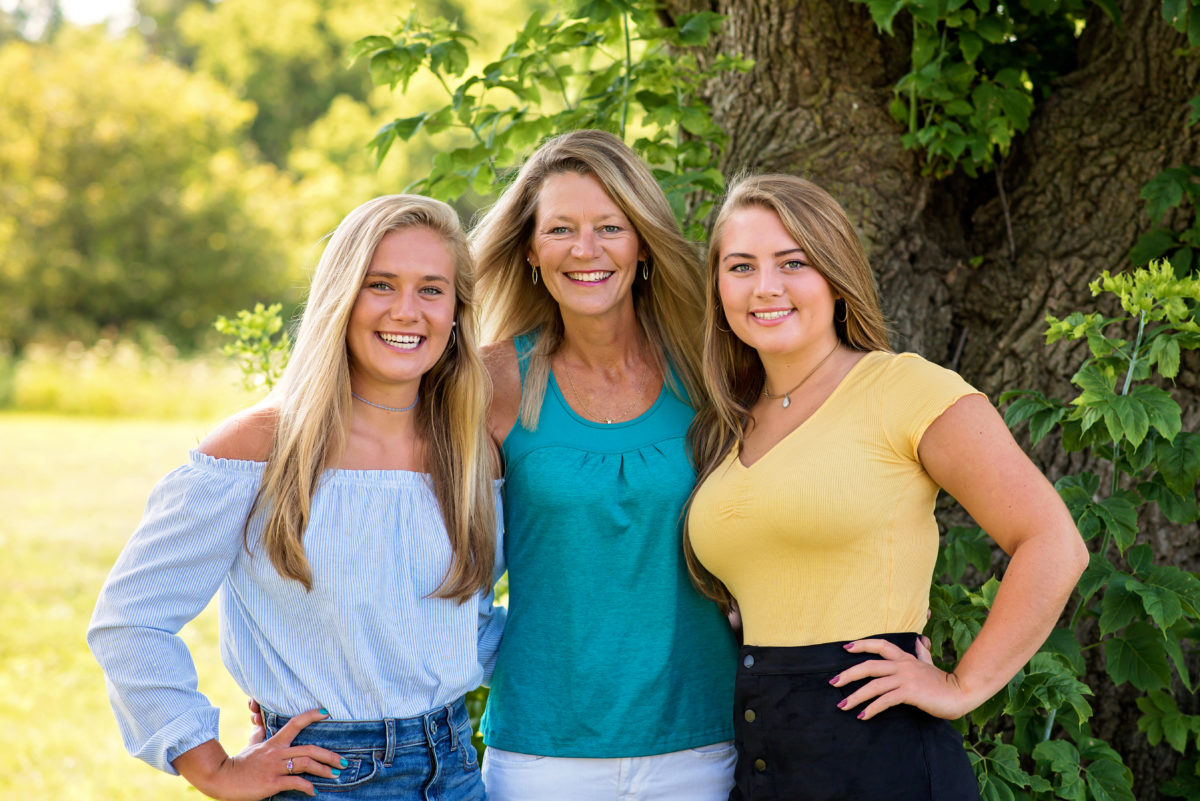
[1054,519,1089,586]
[1067,529,1090,582]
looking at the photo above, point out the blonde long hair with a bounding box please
[685,174,891,612]
[471,129,705,428]
[251,195,496,602]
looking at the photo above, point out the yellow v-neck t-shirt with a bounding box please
[688,351,984,647]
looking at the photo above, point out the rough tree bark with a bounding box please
[663,1,1200,796]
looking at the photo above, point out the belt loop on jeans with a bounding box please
[384,717,396,764]
[445,703,457,752]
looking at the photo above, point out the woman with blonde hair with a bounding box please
[686,174,1088,800]
[472,129,738,800]
[89,194,503,801]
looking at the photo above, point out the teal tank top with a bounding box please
[480,333,737,757]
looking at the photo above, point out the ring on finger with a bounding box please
[286,757,294,774]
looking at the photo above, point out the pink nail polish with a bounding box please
[836,699,847,709]
[829,675,839,685]
[843,643,854,650]
[857,711,865,720]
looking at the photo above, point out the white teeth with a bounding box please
[566,271,613,283]
[379,333,422,349]
[753,310,792,320]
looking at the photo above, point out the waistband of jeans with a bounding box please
[739,632,919,675]
[262,697,469,752]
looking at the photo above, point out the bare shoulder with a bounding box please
[197,403,279,462]
[483,339,521,448]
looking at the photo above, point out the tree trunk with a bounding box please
[665,0,1200,796]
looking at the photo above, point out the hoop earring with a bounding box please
[531,263,539,285]
[835,299,847,324]
[448,321,457,348]
[715,316,732,333]
[640,258,650,281]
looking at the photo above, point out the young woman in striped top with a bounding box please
[88,195,503,801]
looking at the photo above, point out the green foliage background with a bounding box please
[3,1,1199,799]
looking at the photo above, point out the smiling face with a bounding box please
[527,171,644,325]
[346,226,457,400]
[716,204,839,360]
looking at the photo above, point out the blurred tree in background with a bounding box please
[0,27,294,350]
[0,0,537,355]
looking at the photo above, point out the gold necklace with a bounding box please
[562,352,651,424]
[762,343,840,408]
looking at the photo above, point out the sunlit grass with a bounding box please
[7,339,257,418]
[0,414,252,800]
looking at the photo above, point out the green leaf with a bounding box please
[958,30,984,63]
[1099,576,1144,636]
[1126,543,1155,574]
[1084,755,1137,801]
[1130,577,1184,630]
[1105,620,1173,690]
[1130,384,1182,441]
[1142,167,1187,221]
[1157,432,1200,497]
[973,13,1008,44]
[865,0,909,35]
[1151,335,1182,378]
[349,34,394,62]
[676,11,725,45]
[1163,629,1195,692]
[1130,229,1178,266]
[1042,627,1086,675]
[1139,478,1200,524]
[937,525,992,581]
[1144,563,1200,620]
[1093,493,1139,553]
[1105,394,1150,447]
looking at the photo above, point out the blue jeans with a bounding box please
[263,699,486,800]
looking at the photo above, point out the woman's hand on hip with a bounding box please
[828,637,975,721]
[172,708,345,800]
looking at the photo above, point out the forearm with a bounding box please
[172,739,233,798]
[950,525,1087,712]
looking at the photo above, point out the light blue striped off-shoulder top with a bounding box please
[88,450,505,774]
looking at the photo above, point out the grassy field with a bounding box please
[0,413,250,800]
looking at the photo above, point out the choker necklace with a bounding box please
[762,343,840,408]
[351,390,419,413]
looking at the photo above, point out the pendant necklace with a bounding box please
[563,353,650,424]
[762,343,840,409]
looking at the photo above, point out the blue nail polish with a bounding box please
[331,769,341,777]
[340,758,349,768]
[319,708,329,715]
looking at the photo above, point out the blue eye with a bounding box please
[368,281,391,290]
[728,263,753,273]
[601,225,622,233]
[782,260,805,270]
[548,226,569,234]
[419,286,445,296]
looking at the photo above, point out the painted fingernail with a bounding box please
[319,708,329,715]
[331,769,341,777]
[857,711,866,720]
[340,758,349,767]
[836,699,847,709]
[843,643,854,650]
[829,675,840,685]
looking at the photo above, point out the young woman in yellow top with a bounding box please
[685,174,1088,801]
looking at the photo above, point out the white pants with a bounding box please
[481,742,735,801]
